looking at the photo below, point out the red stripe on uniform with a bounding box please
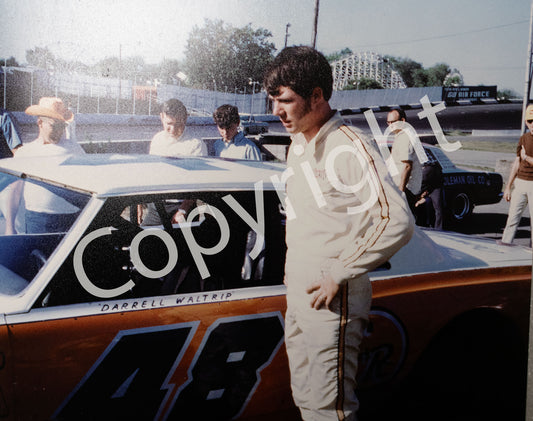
[336,283,349,420]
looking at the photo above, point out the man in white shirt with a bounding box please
[212,104,261,160]
[149,98,207,157]
[142,99,206,225]
[388,108,422,213]
[5,97,85,234]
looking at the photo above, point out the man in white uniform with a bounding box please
[264,46,414,421]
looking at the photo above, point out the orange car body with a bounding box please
[0,155,530,420]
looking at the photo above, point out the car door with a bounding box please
[5,190,295,421]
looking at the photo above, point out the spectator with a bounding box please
[0,108,22,158]
[212,104,261,160]
[5,97,84,234]
[415,161,444,230]
[499,104,533,246]
[142,99,206,225]
[388,108,423,214]
[263,45,413,421]
[149,98,207,157]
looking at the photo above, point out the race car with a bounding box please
[239,114,269,135]
[0,154,530,420]
[419,140,503,225]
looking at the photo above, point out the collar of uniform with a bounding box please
[230,130,246,145]
[290,111,344,157]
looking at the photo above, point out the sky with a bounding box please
[1,0,531,94]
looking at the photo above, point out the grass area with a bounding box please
[457,139,517,153]
[442,131,517,153]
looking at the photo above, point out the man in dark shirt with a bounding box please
[0,108,22,158]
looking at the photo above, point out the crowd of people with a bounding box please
[0,45,531,421]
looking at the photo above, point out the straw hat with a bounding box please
[25,97,74,122]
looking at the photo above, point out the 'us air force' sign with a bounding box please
[442,86,497,102]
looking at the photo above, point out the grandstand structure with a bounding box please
[330,51,407,91]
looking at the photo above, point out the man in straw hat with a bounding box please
[4,97,84,234]
[498,104,533,247]
[15,97,83,156]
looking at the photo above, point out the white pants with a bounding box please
[285,275,372,421]
[501,178,533,246]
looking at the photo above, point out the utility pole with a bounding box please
[527,4,533,419]
[117,44,122,115]
[523,1,533,132]
[285,23,291,48]
[311,0,320,48]
[3,58,6,109]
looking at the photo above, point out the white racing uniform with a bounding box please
[284,112,414,420]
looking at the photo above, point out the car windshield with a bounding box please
[0,172,91,296]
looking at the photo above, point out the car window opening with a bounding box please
[36,191,287,307]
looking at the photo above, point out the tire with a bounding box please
[449,191,472,224]
[404,310,527,421]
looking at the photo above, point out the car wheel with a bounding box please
[450,191,472,223]
[403,309,527,421]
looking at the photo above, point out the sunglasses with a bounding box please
[41,117,67,128]
[527,119,533,124]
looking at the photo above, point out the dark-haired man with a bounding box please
[264,46,413,420]
[149,98,206,156]
[213,104,261,160]
[142,99,206,225]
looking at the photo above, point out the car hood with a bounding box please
[371,227,532,279]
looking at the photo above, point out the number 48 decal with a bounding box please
[53,312,285,421]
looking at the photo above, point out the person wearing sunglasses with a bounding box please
[4,97,84,234]
[499,104,533,247]
[388,108,422,215]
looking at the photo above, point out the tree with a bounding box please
[93,56,121,78]
[184,19,276,91]
[426,63,450,87]
[386,56,456,88]
[443,69,464,87]
[26,46,56,70]
[158,58,185,85]
[342,77,383,90]
[497,89,519,101]
[357,78,384,90]
[385,56,423,87]
[326,48,353,62]
[0,57,20,67]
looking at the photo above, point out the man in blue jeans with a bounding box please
[4,97,84,234]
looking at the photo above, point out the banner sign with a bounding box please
[442,86,497,101]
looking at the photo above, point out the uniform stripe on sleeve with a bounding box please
[338,125,392,265]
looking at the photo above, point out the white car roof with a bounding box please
[0,154,286,197]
